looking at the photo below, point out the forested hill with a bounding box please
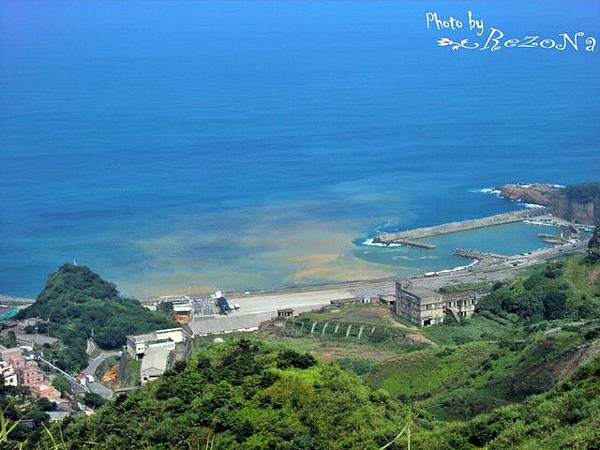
[38,339,409,449]
[17,264,175,370]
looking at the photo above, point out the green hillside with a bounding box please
[35,339,408,449]
[17,264,175,371]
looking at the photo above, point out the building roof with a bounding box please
[442,290,482,300]
[185,311,273,336]
[47,411,71,422]
[397,284,442,304]
[127,332,156,343]
[140,346,171,378]
[15,333,59,346]
[127,328,183,343]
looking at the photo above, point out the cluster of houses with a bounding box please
[0,346,61,401]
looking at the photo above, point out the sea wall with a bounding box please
[376,209,545,244]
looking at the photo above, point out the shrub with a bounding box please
[276,350,316,369]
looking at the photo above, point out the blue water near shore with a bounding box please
[1,1,599,297]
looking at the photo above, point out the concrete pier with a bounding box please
[372,237,436,249]
[375,209,546,245]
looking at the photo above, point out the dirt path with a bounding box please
[378,307,438,347]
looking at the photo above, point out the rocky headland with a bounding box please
[496,182,600,225]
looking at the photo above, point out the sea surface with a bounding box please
[1,1,599,298]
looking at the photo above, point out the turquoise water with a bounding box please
[1,1,598,297]
[355,221,560,275]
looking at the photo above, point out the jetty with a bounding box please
[375,208,546,245]
[371,237,436,249]
[454,249,509,266]
[538,233,569,245]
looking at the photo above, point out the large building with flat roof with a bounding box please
[395,281,480,327]
[395,282,444,327]
[126,328,185,360]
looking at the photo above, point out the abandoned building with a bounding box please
[277,308,294,318]
[395,281,479,327]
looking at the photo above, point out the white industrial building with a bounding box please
[126,328,185,360]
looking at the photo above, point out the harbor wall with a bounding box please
[376,208,546,244]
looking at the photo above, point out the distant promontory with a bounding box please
[496,182,600,224]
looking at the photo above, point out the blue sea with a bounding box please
[1,0,599,298]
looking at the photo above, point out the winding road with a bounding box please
[83,350,119,400]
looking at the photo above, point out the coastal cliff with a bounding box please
[496,182,600,225]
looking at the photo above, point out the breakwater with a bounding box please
[375,208,546,245]
[371,237,436,249]
[454,248,510,266]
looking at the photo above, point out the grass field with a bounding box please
[367,343,494,401]
[421,314,521,345]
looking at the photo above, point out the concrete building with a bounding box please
[277,308,294,318]
[125,328,187,385]
[30,383,61,401]
[441,291,481,321]
[126,328,185,360]
[395,281,480,327]
[172,303,193,324]
[1,347,24,366]
[16,360,44,387]
[379,295,396,306]
[140,345,174,385]
[47,411,72,422]
[0,361,18,386]
[184,312,273,337]
[395,282,445,327]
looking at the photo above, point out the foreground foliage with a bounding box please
[34,339,408,449]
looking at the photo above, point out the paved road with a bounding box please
[36,356,87,395]
[83,350,119,400]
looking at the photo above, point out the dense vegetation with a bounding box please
[451,353,600,449]
[563,182,600,204]
[35,339,409,449]
[0,381,51,443]
[371,319,600,420]
[17,264,175,372]
[478,256,599,322]
[587,221,600,263]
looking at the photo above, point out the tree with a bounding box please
[35,397,56,412]
[83,392,106,409]
[586,222,600,264]
[1,331,17,348]
[52,376,71,394]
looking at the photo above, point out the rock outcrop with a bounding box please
[495,183,558,207]
[496,182,600,225]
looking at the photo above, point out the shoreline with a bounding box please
[142,238,588,304]
[3,208,588,305]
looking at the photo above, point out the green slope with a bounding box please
[35,339,409,449]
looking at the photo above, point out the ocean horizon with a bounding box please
[1,0,599,298]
